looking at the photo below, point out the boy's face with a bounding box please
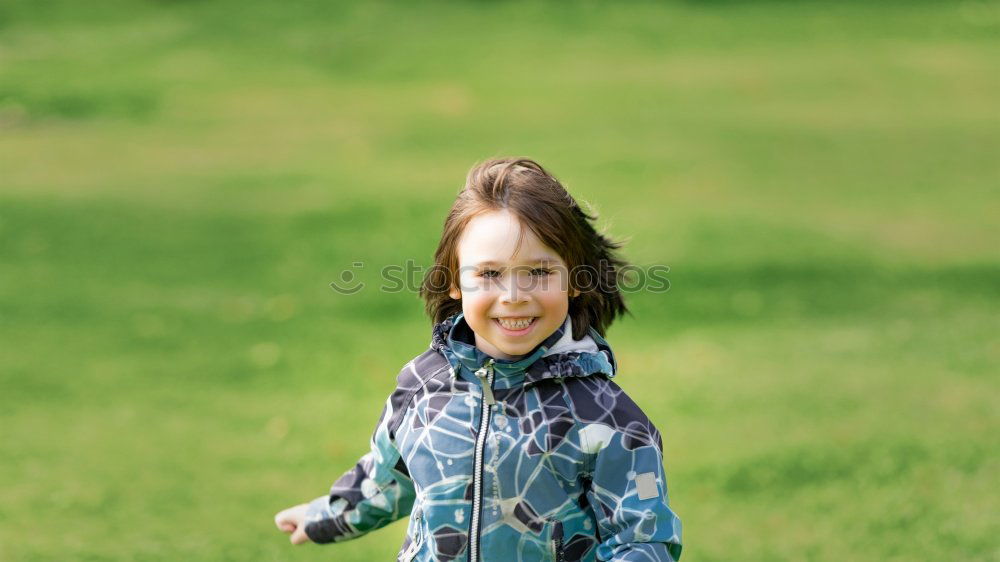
[449,209,576,361]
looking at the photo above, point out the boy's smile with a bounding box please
[448,209,576,361]
[494,316,536,333]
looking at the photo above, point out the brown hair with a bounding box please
[420,157,630,340]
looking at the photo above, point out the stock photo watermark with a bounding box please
[329,260,670,295]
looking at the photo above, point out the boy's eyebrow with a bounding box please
[472,257,560,268]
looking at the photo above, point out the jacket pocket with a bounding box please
[400,509,424,562]
[550,519,564,562]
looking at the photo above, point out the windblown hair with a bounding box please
[420,157,630,340]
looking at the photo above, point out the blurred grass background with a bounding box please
[1,0,998,560]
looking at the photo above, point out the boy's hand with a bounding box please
[274,503,311,545]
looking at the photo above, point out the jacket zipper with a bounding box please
[469,359,495,562]
[401,509,423,562]
[551,519,564,562]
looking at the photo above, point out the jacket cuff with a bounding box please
[303,495,337,544]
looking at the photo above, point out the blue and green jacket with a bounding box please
[303,312,683,561]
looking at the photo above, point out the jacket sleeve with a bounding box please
[582,385,683,561]
[303,386,417,543]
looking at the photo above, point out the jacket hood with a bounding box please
[430,312,617,390]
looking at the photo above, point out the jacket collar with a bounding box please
[430,312,616,390]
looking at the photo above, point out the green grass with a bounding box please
[1,1,998,560]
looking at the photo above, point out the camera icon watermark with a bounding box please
[329,261,366,295]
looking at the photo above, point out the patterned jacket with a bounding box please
[303,312,683,561]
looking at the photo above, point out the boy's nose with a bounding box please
[500,277,531,304]
[500,285,528,304]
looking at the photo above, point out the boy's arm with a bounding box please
[581,382,683,561]
[303,373,419,543]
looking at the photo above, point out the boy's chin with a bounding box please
[494,342,534,359]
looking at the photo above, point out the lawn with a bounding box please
[1,1,997,560]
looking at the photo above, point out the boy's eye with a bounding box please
[478,267,552,279]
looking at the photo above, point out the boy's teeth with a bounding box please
[498,317,534,330]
